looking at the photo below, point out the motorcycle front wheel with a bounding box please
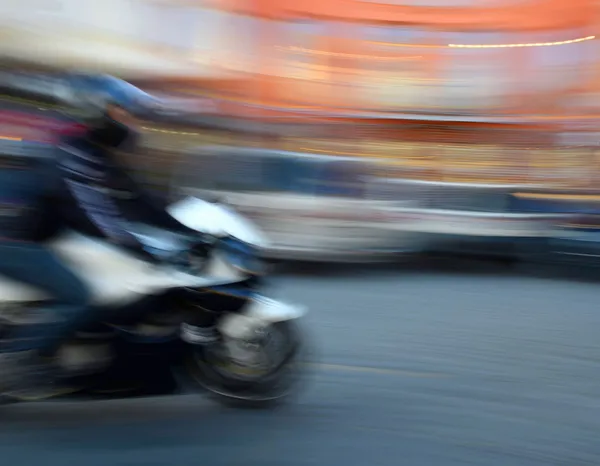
[184,320,309,408]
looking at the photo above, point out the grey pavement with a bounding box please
[1,258,600,465]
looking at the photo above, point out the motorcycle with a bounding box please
[0,196,308,406]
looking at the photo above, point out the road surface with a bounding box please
[1,258,600,466]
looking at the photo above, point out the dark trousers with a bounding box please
[0,242,91,355]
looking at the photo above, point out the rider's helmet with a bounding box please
[64,73,159,145]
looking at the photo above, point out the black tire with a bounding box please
[184,320,310,409]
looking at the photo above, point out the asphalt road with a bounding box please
[1,258,600,466]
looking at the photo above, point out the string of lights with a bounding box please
[448,35,595,48]
[370,34,595,49]
[275,35,596,61]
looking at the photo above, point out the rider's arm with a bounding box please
[109,157,200,236]
[57,143,157,262]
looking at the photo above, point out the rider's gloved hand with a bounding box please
[190,233,216,253]
[162,233,222,273]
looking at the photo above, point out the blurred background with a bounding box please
[5,3,600,466]
[1,0,600,263]
[4,0,600,263]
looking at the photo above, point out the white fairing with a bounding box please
[167,197,269,248]
[0,231,229,306]
[0,198,267,306]
[219,297,307,340]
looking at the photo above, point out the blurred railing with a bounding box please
[163,146,570,259]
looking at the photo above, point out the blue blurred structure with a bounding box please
[509,191,600,265]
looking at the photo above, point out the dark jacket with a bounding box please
[0,147,56,242]
[55,118,198,259]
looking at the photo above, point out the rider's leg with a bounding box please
[0,242,91,392]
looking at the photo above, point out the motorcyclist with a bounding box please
[56,75,222,338]
[0,75,216,399]
[55,75,208,257]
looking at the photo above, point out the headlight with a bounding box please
[220,238,266,276]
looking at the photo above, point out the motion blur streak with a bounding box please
[2,0,600,465]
